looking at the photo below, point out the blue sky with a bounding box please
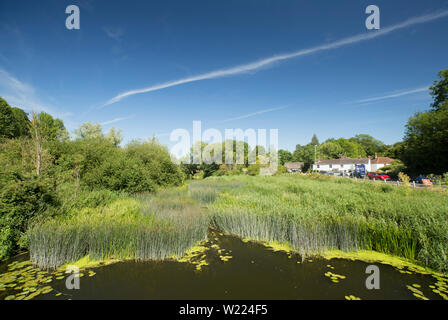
[0,0,447,152]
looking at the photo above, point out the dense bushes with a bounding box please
[0,175,56,259]
[56,139,184,193]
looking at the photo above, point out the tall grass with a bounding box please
[28,188,209,269]
[188,179,245,205]
[207,175,448,272]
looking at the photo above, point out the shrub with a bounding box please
[0,176,56,259]
[247,164,260,176]
[398,172,410,185]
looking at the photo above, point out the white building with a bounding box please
[312,155,393,173]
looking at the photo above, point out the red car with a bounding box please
[367,172,391,181]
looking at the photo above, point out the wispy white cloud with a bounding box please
[104,10,448,106]
[0,69,71,119]
[100,114,134,126]
[354,86,430,104]
[220,106,288,123]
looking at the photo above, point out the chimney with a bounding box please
[374,153,378,159]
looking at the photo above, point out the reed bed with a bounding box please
[205,175,448,272]
[28,189,209,269]
[188,179,245,205]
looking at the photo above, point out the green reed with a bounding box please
[28,189,209,269]
[206,175,448,272]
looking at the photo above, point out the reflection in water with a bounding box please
[1,230,447,300]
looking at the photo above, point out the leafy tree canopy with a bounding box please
[349,134,386,156]
[403,69,448,175]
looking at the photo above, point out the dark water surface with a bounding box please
[1,231,446,300]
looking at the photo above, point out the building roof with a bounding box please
[315,156,393,166]
[284,162,304,169]
[316,158,369,165]
[370,157,393,164]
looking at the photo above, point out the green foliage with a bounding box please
[293,143,315,171]
[402,69,448,175]
[74,122,122,146]
[208,175,448,272]
[274,165,288,175]
[247,163,260,176]
[0,175,56,259]
[37,112,68,142]
[11,107,30,137]
[403,101,448,175]
[278,149,293,165]
[311,134,319,145]
[318,141,344,159]
[66,139,184,193]
[377,159,407,179]
[0,98,186,260]
[398,172,410,185]
[349,134,386,156]
[430,69,448,111]
[0,97,30,139]
[0,97,15,139]
[327,138,366,158]
[74,122,103,140]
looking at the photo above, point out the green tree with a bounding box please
[0,97,18,139]
[0,102,32,139]
[319,141,343,159]
[430,69,448,110]
[349,134,386,156]
[311,134,319,145]
[333,138,366,158]
[11,107,30,137]
[402,70,448,175]
[37,112,68,142]
[0,175,55,259]
[384,142,405,159]
[74,122,103,140]
[293,143,315,171]
[106,127,123,147]
[278,149,293,165]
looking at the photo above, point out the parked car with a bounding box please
[367,172,391,181]
[414,176,432,186]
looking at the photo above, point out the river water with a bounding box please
[1,230,446,300]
